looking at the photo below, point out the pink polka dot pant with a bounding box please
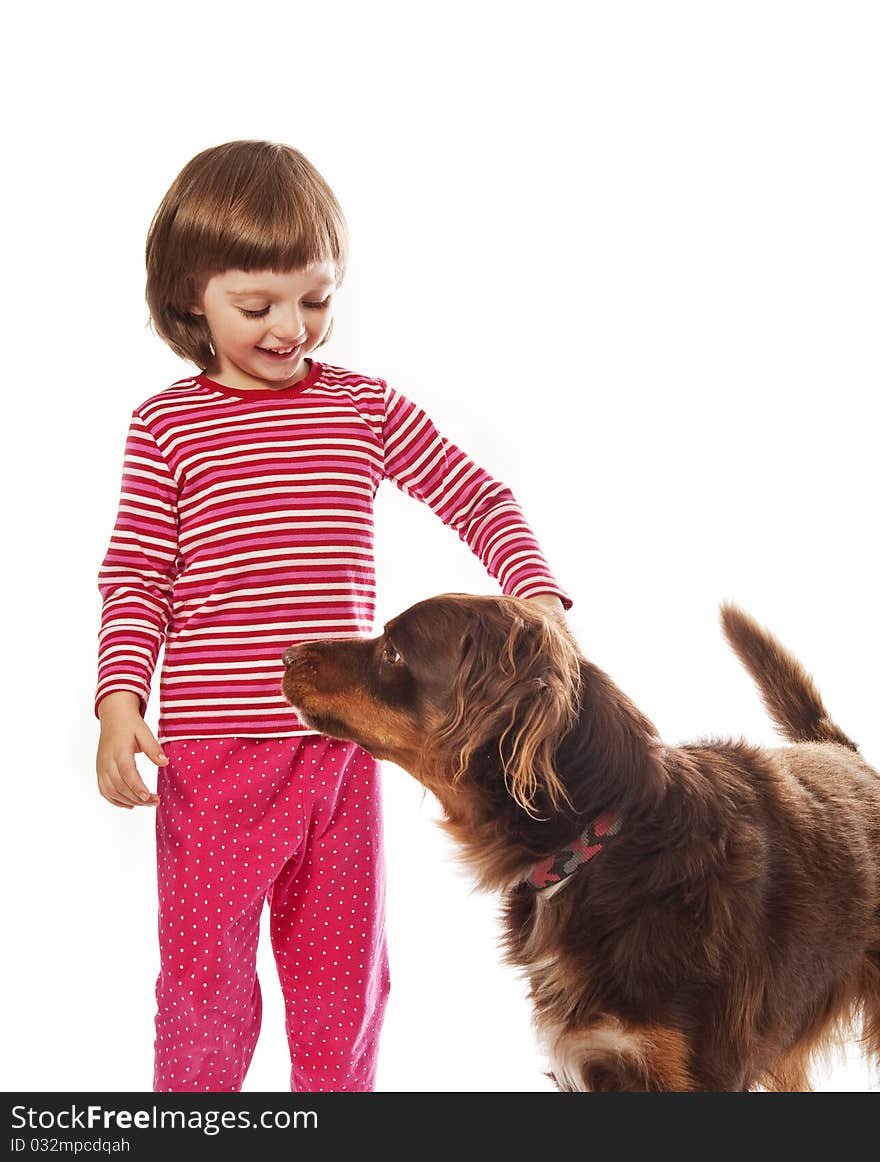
[152,734,390,1092]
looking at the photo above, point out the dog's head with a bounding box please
[281,593,582,819]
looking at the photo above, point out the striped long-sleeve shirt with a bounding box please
[95,358,572,743]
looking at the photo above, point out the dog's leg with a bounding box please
[757,966,876,1091]
[759,1058,813,1092]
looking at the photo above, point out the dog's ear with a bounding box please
[433,599,581,818]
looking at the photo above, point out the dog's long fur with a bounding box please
[281,595,880,1091]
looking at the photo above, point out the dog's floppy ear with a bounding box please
[432,599,581,818]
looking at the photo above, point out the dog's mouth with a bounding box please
[280,672,317,713]
[280,667,351,739]
[282,683,345,734]
[296,705,347,737]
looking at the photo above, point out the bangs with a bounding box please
[178,144,348,289]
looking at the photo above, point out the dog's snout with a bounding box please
[283,641,323,668]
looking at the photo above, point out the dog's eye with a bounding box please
[382,641,402,665]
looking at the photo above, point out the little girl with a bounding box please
[94,139,572,1093]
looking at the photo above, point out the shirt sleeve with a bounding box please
[94,409,180,720]
[380,380,572,610]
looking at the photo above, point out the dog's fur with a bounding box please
[280,594,880,1091]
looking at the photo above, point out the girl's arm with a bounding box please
[380,380,572,611]
[94,409,177,809]
[95,409,180,721]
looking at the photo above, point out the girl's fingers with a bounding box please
[133,726,168,769]
[97,776,135,809]
[100,762,146,807]
[97,757,161,807]
[116,760,156,804]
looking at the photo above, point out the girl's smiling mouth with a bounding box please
[257,342,303,360]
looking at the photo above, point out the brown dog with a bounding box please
[280,594,880,1091]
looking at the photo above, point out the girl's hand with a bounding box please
[96,693,167,809]
[524,593,568,625]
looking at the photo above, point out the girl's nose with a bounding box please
[270,303,306,336]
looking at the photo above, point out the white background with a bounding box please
[2,0,877,1092]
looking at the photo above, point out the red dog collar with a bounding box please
[525,745,666,891]
[526,810,623,890]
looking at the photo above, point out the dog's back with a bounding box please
[718,604,880,1082]
[720,602,880,874]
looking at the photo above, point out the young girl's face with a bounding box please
[191,261,337,389]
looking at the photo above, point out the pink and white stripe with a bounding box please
[95,359,572,743]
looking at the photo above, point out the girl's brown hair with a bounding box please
[145,140,349,370]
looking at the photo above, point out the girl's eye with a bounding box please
[238,298,331,319]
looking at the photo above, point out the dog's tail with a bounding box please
[719,603,858,751]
